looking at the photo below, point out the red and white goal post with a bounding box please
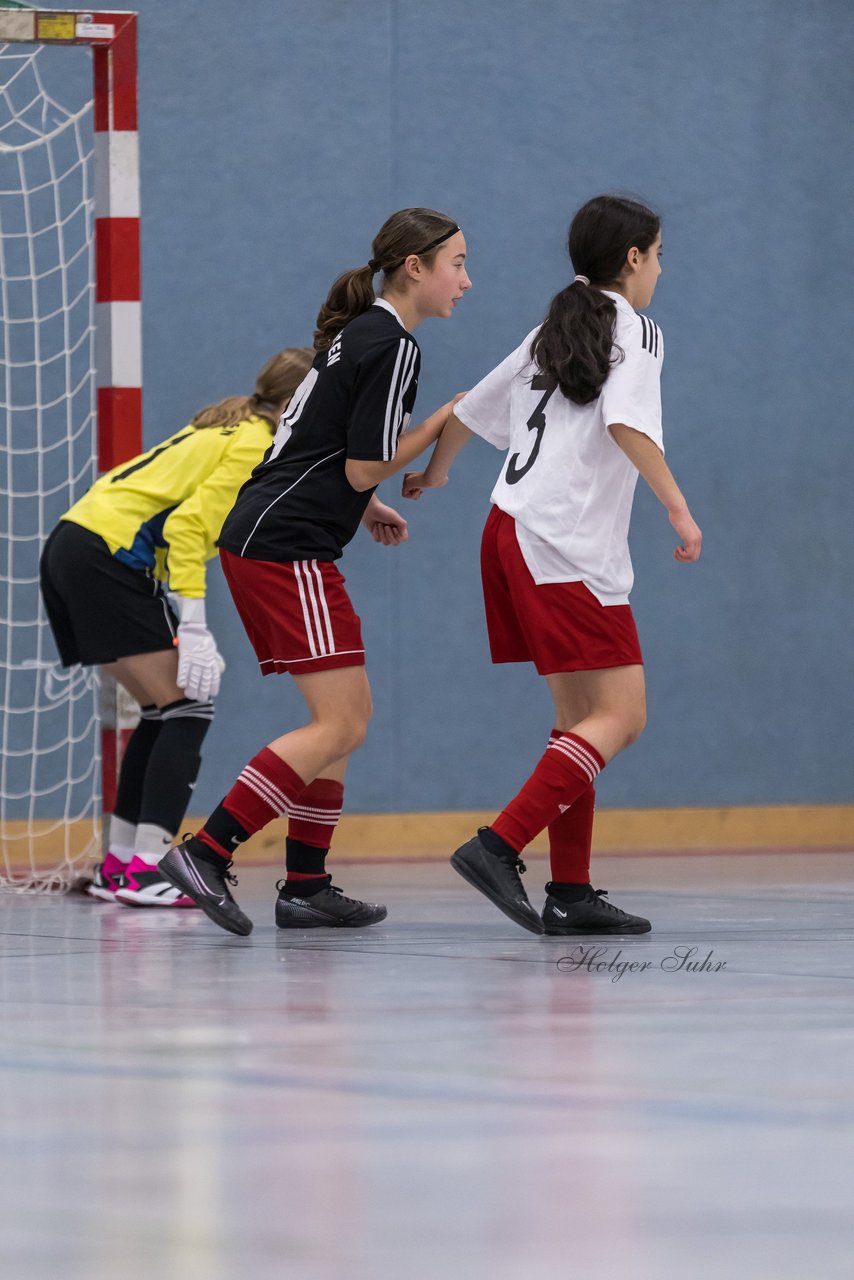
[0,5,141,890]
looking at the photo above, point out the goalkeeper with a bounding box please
[39,347,314,908]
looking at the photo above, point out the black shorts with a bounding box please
[40,520,178,667]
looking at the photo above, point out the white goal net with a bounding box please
[0,39,100,891]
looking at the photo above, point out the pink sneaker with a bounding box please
[88,852,128,901]
[114,855,198,908]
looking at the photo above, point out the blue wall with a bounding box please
[32,1,854,811]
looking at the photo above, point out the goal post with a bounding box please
[0,6,141,890]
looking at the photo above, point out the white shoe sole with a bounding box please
[87,884,119,902]
[115,887,197,908]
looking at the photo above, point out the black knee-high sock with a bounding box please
[113,705,163,825]
[137,698,214,837]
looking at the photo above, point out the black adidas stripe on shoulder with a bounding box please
[639,315,661,358]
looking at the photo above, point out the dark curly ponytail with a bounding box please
[313,207,459,351]
[531,195,660,404]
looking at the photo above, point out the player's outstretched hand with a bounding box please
[402,471,425,499]
[670,505,702,562]
[402,470,449,500]
[362,498,409,546]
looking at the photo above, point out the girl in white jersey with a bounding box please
[404,195,701,936]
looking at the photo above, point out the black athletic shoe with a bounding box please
[159,843,253,936]
[275,877,387,929]
[450,831,544,935]
[542,885,651,935]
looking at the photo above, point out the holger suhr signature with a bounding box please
[556,945,727,983]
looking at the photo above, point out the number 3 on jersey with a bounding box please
[504,375,555,485]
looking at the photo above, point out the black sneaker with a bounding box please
[450,831,544,935]
[275,877,387,929]
[542,885,651,935]
[159,842,253,936]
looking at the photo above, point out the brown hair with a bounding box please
[190,346,315,429]
[313,207,459,351]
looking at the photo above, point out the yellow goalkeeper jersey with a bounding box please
[62,416,274,598]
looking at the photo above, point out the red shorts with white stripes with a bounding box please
[220,549,365,676]
[480,505,643,675]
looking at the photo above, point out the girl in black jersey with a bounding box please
[162,208,471,936]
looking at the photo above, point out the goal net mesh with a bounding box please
[0,40,100,891]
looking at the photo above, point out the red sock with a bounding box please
[289,778,344,849]
[196,746,306,859]
[285,778,344,884]
[491,731,604,853]
[548,784,595,883]
[546,729,596,883]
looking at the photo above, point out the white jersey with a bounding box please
[455,290,664,605]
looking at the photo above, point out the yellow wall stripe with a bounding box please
[2,805,852,871]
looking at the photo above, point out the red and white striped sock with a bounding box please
[491,731,605,854]
[196,746,306,860]
[286,778,344,884]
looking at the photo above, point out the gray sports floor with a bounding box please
[1,851,852,1279]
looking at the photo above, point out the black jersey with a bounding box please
[218,302,420,562]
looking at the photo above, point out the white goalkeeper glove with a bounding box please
[174,596,225,702]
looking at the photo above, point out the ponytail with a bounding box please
[532,194,660,405]
[531,284,618,406]
[191,394,260,429]
[190,346,314,429]
[313,264,376,352]
[313,206,459,351]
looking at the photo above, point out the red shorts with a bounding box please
[480,505,643,675]
[220,549,365,675]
